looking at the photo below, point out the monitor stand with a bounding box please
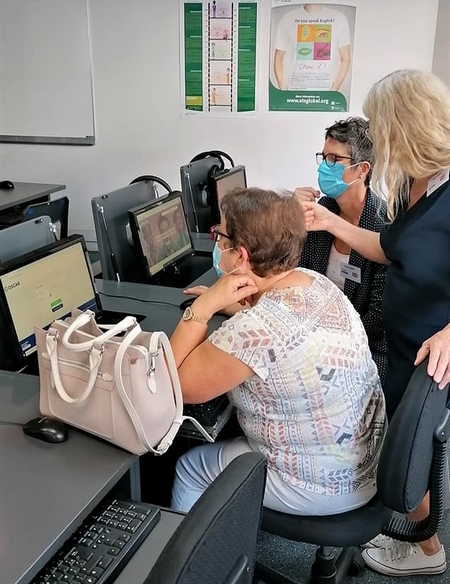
[18,353,40,377]
[150,255,212,289]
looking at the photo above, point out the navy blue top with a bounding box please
[381,179,450,417]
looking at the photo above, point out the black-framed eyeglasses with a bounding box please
[316,152,354,167]
[210,224,231,243]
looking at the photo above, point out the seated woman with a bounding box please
[170,187,386,515]
[171,189,385,515]
[296,117,388,385]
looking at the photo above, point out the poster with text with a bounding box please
[269,1,356,112]
[181,0,258,116]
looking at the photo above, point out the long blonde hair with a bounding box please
[363,69,450,221]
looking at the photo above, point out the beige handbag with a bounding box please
[35,309,213,455]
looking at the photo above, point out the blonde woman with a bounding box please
[302,69,450,576]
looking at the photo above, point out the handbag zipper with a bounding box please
[42,355,113,382]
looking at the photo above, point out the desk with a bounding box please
[96,268,220,337]
[0,181,66,213]
[1,270,226,583]
[114,509,185,584]
[0,370,140,584]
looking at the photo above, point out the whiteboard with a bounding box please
[0,0,95,145]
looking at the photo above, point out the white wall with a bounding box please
[433,0,450,84]
[0,0,439,237]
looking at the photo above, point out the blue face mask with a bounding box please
[212,243,236,278]
[317,160,360,199]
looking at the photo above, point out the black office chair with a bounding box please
[144,452,267,584]
[22,196,69,239]
[256,359,450,584]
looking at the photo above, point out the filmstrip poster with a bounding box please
[181,0,258,116]
[269,1,356,112]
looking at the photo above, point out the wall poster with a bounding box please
[181,0,258,116]
[269,1,356,112]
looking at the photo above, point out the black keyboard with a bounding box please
[31,498,160,584]
[184,394,230,428]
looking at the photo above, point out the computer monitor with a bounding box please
[92,181,159,282]
[0,216,55,264]
[0,235,100,372]
[128,192,194,280]
[179,155,224,233]
[210,165,247,218]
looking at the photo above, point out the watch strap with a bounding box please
[183,306,209,325]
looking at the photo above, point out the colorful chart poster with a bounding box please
[181,0,258,116]
[269,1,356,112]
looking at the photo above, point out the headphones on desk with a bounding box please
[189,150,235,208]
[129,175,173,198]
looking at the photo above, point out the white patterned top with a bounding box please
[209,269,386,498]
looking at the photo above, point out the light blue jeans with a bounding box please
[171,437,375,514]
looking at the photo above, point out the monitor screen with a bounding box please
[92,181,158,282]
[214,165,247,205]
[0,238,97,358]
[129,193,193,278]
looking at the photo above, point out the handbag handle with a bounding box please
[151,333,214,450]
[61,312,138,352]
[114,330,213,455]
[46,332,103,404]
[47,312,142,405]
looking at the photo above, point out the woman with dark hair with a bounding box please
[297,117,387,385]
[170,187,386,517]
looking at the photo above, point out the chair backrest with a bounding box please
[22,196,69,239]
[144,452,267,584]
[377,358,450,538]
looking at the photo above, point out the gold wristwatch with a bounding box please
[182,306,209,325]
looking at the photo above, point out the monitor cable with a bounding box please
[98,291,180,308]
[185,172,200,232]
[97,204,121,282]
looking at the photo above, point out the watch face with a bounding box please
[183,306,193,320]
[181,305,208,325]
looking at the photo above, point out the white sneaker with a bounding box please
[361,533,399,549]
[362,542,447,576]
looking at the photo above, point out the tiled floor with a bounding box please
[256,513,449,584]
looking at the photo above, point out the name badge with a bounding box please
[427,169,449,197]
[340,263,361,284]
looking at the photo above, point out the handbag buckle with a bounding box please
[146,352,158,394]
[147,352,159,377]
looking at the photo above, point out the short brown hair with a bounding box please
[220,188,306,277]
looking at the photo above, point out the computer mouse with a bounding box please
[23,416,69,444]
[0,180,14,190]
[179,297,196,311]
